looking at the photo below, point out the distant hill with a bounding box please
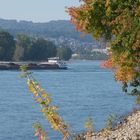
[0,18,94,43]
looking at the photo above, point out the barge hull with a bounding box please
[0,62,67,70]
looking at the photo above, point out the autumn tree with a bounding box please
[68,0,140,100]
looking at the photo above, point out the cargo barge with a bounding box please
[0,58,67,70]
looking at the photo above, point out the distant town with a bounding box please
[0,18,109,60]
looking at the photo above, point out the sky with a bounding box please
[0,0,80,23]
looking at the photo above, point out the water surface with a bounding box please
[0,60,135,140]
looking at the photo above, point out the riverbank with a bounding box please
[84,110,140,140]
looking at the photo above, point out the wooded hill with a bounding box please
[0,18,94,43]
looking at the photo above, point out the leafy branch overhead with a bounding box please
[67,0,140,97]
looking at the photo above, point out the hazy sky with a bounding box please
[0,0,80,22]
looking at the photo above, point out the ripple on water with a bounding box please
[0,60,136,140]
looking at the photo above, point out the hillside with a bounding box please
[0,18,94,43]
[0,18,109,60]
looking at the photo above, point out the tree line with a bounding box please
[0,31,72,61]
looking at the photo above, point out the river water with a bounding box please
[0,60,136,140]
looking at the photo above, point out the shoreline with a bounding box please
[82,109,140,140]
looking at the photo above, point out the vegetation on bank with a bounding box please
[0,30,109,61]
[0,31,72,61]
[0,31,15,60]
[57,45,73,61]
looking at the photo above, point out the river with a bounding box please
[0,60,136,140]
